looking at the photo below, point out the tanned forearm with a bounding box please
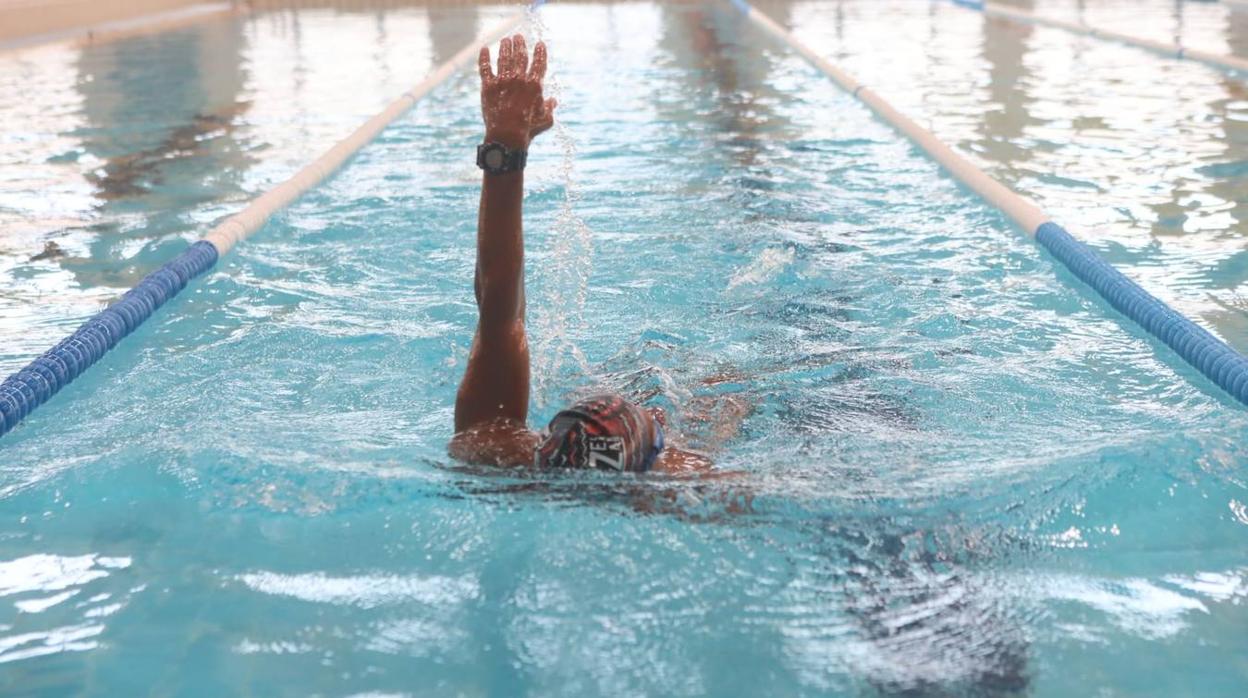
[475,168,526,331]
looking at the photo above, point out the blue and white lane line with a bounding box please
[1036,224,1248,403]
[0,242,218,436]
[729,0,1248,406]
[0,6,536,439]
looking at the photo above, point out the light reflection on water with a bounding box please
[0,1,1246,696]
[0,2,513,371]
[995,0,1248,60]
[783,0,1248,351]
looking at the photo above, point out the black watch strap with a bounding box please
[477,142,527,175]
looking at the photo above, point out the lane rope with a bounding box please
[0,5,534,438]
[947,0,1248,77]
[729,0,1248,406]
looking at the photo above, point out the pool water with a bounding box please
[2,1,1247,696]
[995,0,1248,61]
[787,0,1248,352]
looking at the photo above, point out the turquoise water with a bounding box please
[789,0,1248,351]
[2,2,1248,696]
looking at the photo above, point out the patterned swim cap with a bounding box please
[535,394,664,472]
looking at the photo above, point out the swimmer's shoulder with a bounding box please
[449,418,541,468]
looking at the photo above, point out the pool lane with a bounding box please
[0,2,1246,696]
[778,0,1248,353]
[993,0,1248,61]
[0,2,515,375]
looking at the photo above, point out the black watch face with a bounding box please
[484,147,506,170]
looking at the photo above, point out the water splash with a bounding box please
[525,11,594,405]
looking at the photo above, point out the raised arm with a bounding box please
[451,35,556,463]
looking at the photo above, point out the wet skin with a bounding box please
[449,36,724,475]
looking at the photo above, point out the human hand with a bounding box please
[478,34,557,150]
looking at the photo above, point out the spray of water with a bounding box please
[524,8,594,405]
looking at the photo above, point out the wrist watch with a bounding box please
[477,141,527,175]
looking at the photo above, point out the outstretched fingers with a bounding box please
[512,35,528,77]
[498,36,513,76]
[478,46,494,83]
[529,41,547,82]
[531,97,558,137]
[487,35,546,83]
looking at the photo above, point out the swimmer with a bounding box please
[450,35,740,475]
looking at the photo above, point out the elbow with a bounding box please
[478,315,527,345]
[476,280,523,327]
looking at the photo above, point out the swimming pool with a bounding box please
[787,0,1248,352]
[1,1,1247,695]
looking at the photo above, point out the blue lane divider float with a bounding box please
[1036,224,1248,403]
[0,7,534,440]
[0,241,219,436]
[731,0,1248,407]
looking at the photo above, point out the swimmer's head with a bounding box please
[535,394,665,472]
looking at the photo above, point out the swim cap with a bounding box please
[535,394,664,472]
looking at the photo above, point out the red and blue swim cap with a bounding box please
[535,394,665,472]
